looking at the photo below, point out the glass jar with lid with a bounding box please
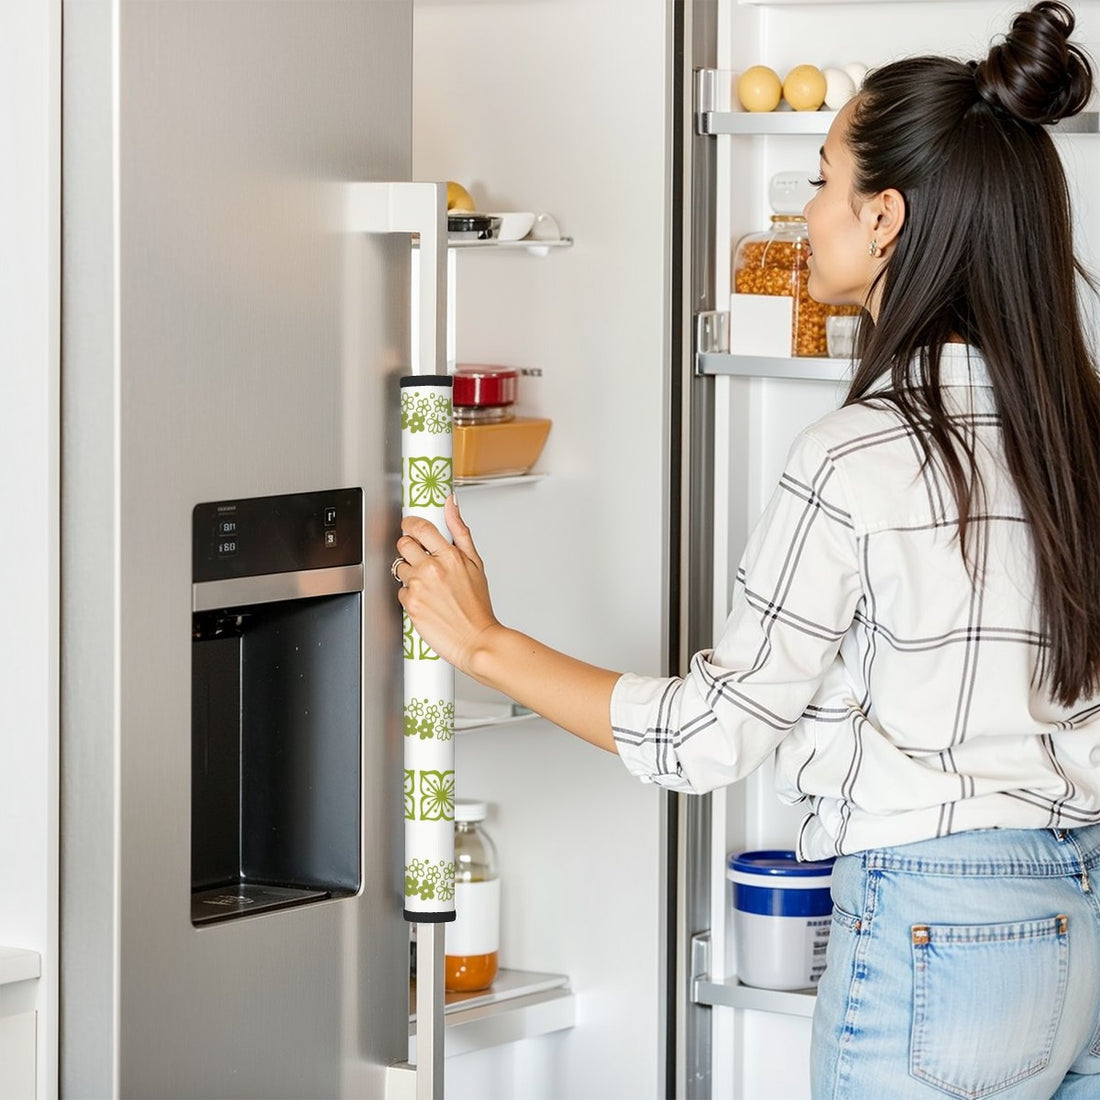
[452,365,517,425]
[445,800,501,993]
[732,174,860,358]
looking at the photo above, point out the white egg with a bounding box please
[843,62,868,90]
[823,67,857,110]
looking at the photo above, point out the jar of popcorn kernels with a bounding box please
[733,214,859,357]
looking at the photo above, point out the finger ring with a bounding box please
[390,556,405,583]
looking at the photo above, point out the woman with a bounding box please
[395,3,1100,1094]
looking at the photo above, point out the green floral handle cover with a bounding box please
[400,376,456,922]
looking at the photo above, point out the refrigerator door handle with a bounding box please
[343,181,451,1099]
[342,181,448,377]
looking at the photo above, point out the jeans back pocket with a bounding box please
[909,914,1069,1098]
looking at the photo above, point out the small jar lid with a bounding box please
[447,213,501,239]
[453,365,519,408]
[769,171,816,215]
[447,213,494,230]
[455,799,488,822]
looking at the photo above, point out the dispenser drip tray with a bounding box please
[191,883,331,925]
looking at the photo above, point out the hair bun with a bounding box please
[974,1,1093,125]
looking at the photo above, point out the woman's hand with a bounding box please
[396,495,500,676]
[396,495,621,753]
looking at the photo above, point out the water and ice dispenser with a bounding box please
[191,488,364,925]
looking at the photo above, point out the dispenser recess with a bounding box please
[190,488,364,925]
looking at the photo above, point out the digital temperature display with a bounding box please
[192,488,363,583]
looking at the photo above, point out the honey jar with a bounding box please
[732,214,859,357]
[452,417,551,480]
[445,800,500,993]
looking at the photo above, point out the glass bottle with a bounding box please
[445,800,500,993]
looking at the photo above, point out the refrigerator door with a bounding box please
[410,3,674,1098]
[681,3,1100,1098]
[61,2,414,1096]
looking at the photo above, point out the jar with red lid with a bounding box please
[451,365,551,480]
[452,365,518,425]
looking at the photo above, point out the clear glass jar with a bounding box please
[452,365,517,424]
[445,800,500,992]
[733,214,859,357]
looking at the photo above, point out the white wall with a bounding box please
[0,1,60,1097]
[414,2,673,1097]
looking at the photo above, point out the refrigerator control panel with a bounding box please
[192,487,363,582]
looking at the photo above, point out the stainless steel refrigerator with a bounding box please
[57,2,1100,1098]
[61,2,418,1095]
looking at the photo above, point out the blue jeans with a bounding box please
[810,826,1100,1099]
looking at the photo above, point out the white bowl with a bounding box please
[485,211,536,241]
[528,211,561,241]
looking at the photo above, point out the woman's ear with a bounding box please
[866,188,906,253]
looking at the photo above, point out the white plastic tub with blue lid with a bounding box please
[727,850,835,991]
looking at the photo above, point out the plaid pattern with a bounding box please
[612,345,1100,860]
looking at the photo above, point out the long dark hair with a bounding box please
[844,1,1100,707]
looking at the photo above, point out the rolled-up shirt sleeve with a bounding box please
[611,430,862,793]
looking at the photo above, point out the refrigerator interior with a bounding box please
[704,2,1100,1098]
[412,2,675,1097]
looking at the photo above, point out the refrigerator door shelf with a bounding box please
[447,236,573,255]
[693,975,815,1020]
[701,107,1100,136]
[700,109,834,136]
[694,69,1100,136]
[408,969,574,1060]
[697,308,855,375]
[0,948,41,987]
[454,697,535,732]
[689,927,814,1017]
[413,235,572,253]
[697,351,851,383]
[693,66,834,132]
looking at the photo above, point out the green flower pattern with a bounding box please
[406,456,453,509]
[404,770,456,822]
[401,390,452,436]
[402,610,440,661]
[405,858,456,903]
[404,697,455,742]
[418,770,455,821]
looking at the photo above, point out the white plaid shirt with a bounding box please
[612,344,1100,860]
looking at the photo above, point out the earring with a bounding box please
[868,239,880,257]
